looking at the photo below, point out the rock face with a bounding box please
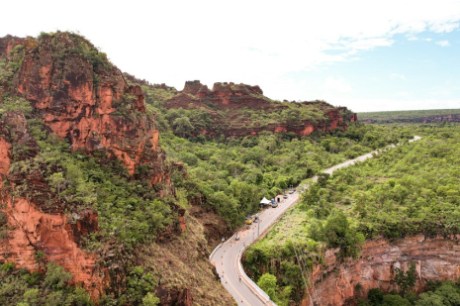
[165,81,356,137]
[0,32,171,297]
[0,130,103,297]
[1,33,168,185]
[304,235,460,306]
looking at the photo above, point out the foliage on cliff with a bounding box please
[349,279,460,306]
[0,32,220,305]
[0,262,92,306]
[244,124,460,304]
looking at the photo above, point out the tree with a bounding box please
[416,293,444,306]
[367,288,384,305]
[44,263,72,290]
[172,117,194,138]
[322,210,364,258]
[257,273,278,300]
[394,263,416,295]
[381,294,411,306]
[142,292,160,306]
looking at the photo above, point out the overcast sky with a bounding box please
[2,0,460,112]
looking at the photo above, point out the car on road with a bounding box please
[245,217,253,225]
[283,194,288,199]
[271,202,278,208]
[235,234,240,240]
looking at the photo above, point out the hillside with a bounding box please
[244,124,460,305]
[0,32,234,305]
[359,109,460,124]
[133,78,357,139]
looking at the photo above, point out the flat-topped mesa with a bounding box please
[0,32,168,186]
[166,80,356,137]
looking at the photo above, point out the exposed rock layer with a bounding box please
[166,80,357,137]
[0,33,170,297]
[1,33,168,185]
[0,134,103,297]
[304,235,460,306]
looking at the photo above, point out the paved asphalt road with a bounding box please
[210,136,421,306]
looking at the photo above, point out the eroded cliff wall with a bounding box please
[305,235,460,306]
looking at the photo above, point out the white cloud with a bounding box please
[322,77,353,94]
[436,40,451,47]
[430,21,460,33]
[1,0,460,110]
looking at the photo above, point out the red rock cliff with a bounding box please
[165,81,356,137]
[0,32,172,297]
[0,111,103,298]
[1,33,168,185]
[304,235,460,306]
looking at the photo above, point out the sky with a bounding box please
[1,0,460,112]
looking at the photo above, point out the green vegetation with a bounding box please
[0,262,160,306]
[244,124,460,304]
[10,119,172,249]
[5,32,456,305]
[350,280,460,306]
[161,124,407,228]
[359,108,460,123]
[0,262,92,306]
[0,96,32,116]
[257,273,291,306]
[239,102,327,129]
[0,43,25,89]
[38,31,110,70]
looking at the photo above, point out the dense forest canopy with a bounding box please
[244,124,460,305]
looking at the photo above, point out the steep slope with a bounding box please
[1,33,168,184]
[306,235,460,306]
[0,32,233,305]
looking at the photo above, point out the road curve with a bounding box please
[210,136,421,306]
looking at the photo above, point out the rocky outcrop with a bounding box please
[1,33,169,185]
[0,133,103,298]
[0,197,103,297]
[0,32,173,298]
[304,235,460,306]
[165,81,356,137]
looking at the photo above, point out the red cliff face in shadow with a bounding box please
[166,81,356,138]
[304,235,460,306]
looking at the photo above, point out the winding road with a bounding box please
[210,136,421,306]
